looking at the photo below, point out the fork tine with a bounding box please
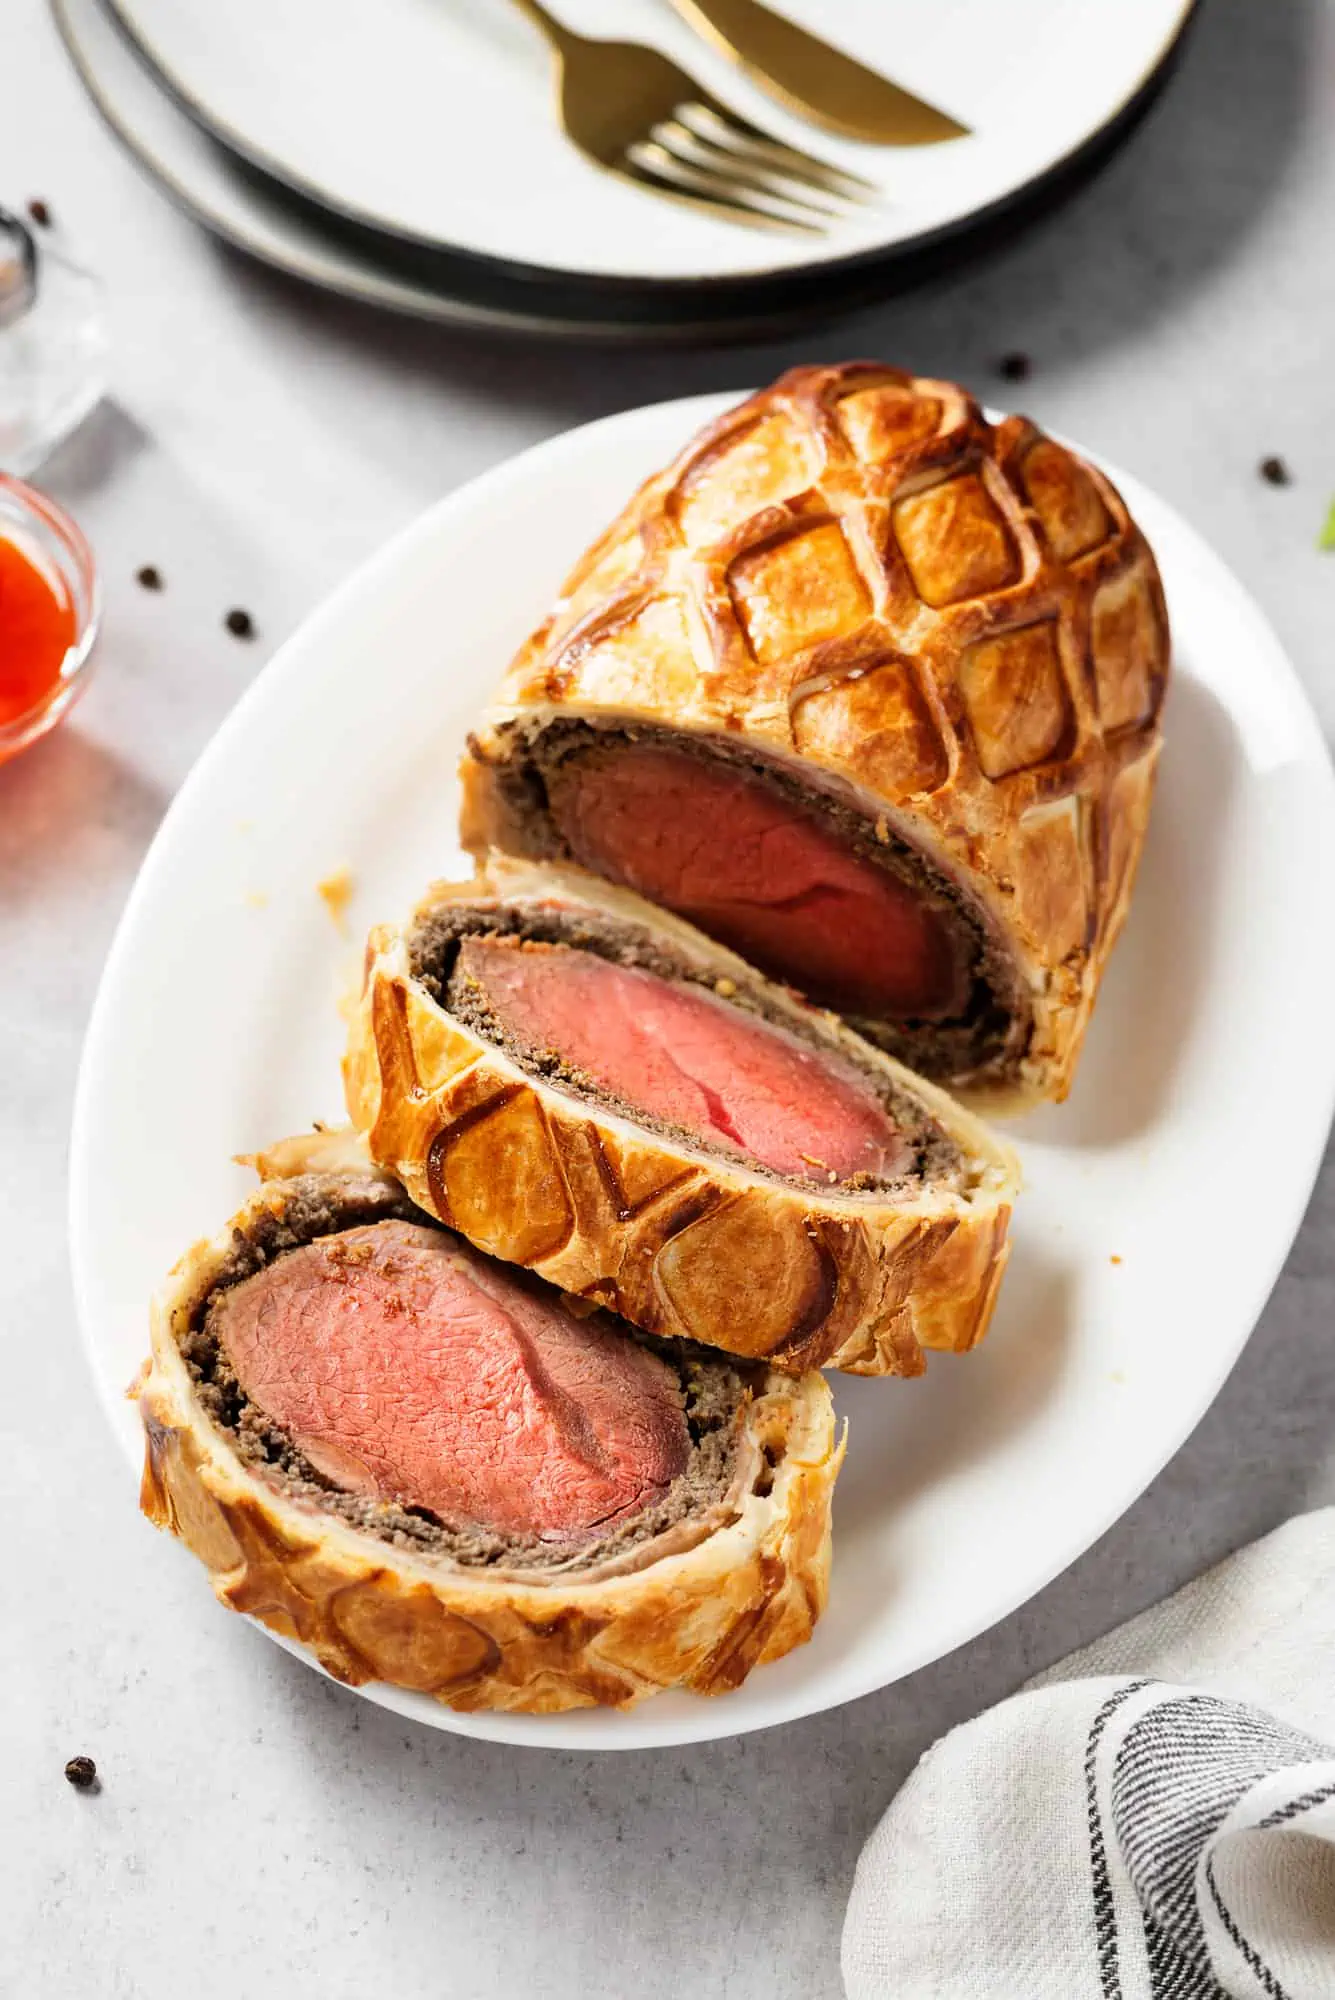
[622,142,828,234]
[689,107,877,202]
[677,101,879,203]
[651,118,862,218]
[625,141,829,232]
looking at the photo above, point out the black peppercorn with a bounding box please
[998,352,1031,382]
[1259,456,1291,487]
[224,608,256,640]
[27,199,51,229]
[64,1756,98,1791]
[136,565,163,591]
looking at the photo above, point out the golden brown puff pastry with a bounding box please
[344,857,1018,1377]
[137,1132,842,1715]
[459,362,1168,1105]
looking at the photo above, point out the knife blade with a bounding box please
[665,0,969,146]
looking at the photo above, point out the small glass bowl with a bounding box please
[0,472,100,765]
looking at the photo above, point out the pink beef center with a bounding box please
[458,935,911,1184]
[545,744,966,1021]
[212,1221,690,1542]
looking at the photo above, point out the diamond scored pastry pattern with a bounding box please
[959,622,1072,780]
[837,384,943,462]
[890,472,1021,609]
[792,656,948,798]
[729,521,873,667]
[1021,439,1113,563]
[1090,569,1163,733]
[542,366,1167,972]
[674,410,818,545]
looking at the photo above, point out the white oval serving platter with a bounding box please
[71,390,1335,1749]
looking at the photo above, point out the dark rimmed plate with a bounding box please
[60,0,1196,342]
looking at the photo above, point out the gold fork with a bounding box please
[505,0,879,234]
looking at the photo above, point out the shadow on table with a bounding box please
[217,0,1317,434]
[0,722,167,915]
[38,399,156,499]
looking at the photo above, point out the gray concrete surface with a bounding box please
[3,2,1334,1993]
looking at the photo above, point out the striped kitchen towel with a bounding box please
[843,1510,1335,1999]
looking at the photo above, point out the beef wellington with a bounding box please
[345,858,1018,1378]
[137,1132,841,1714]
[459,362,1168,1104]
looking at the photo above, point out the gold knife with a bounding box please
[663,0,969,145]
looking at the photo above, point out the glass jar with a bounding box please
[0,205,108,476]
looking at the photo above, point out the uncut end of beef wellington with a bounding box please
[458,362,1168,1108]
[137,1131,841,1715]
[344,858,1018,1379]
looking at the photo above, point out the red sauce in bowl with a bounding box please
[0,534,77,728]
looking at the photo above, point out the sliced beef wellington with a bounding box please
[459,361,1169,1105]
[137,1131,840,1715]
[345,858,1018,1378]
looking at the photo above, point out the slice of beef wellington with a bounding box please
[344,858,1018,1378]
[459,361,1169,1105]
[138,1131,841,1715]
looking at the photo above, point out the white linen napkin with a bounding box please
[843,1510,1335,2000]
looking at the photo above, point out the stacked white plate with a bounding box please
[57,0,1198,339]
